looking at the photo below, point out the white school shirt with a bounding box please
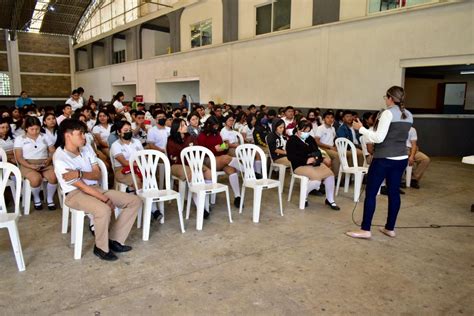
[406,127,417,148]
[53,145,98,194]
[86,119,95,132]
[113,100,124,111]
[315,124,336,147]
[220,127,239,144]
[14,134,53,159]
[147,126,169,150]
[0,137,15,153]
[131,122,147,145]
[65,98,82,111]
[350,127,360,145]
[56,115,69,126]
[110,138,144,168]
[240,125,254,143]
[44,129,57,146]
[92,124,112,143]
[11,124,25,138]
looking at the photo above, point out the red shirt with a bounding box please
[166,134,196,165]
[197,133,226,156]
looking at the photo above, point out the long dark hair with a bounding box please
[246,113,256,129]
[111,120,131,138]
[41,112,58,135]
[0,118,14,140]
[112,91,124,103]
[94,110,112,126]
[203,116,220,135]
[170,118,186,144]
[24,116,41,131]
[386,86,407,119]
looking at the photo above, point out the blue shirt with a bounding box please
[15,97,33,108]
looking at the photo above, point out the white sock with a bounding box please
[228,173,241,198]
[46,183,57,204]
[306,180,321,198]
[205,180,212,210]
[229,157,241,171]
[254,160,262,175]
[31,186,42,204]
[324,176,336,203]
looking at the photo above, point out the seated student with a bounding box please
[233,112,247,132]
[220,115,240,157]
[315,111,340,175]
[266,109,277,130]
[56,104,73,126]
[405,127,430,189]
[307,109,320,131]
[187,111,201,138]
[212,105,225,127]
[15,91,34,108]
[65,89,82,111]
[0,118,16,163]
[247,104,257,115]
[136,103,153,121]
[77,106,95,132]
[10,109,24,138]
[266,119,291,167]
[336,110,364,166]
[240,114,256,144]
[131,111,148,147]
[147,110,169,153]
[361,112,373,129]
[42,113,58,147]
[197,116,242,208]
[92,110,113,158]
[14,116,57,210]
[167,118,213,218]
[54,119,141,261]
[107,115,128,147]
[253,113,270,150]
[282,106,297,136]
[286,120,340,210]
[112,92,125,114]
[110,121,144,192]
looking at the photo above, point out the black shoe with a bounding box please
[203,210,210,219]
[325,199,340,211]
[47,203,56,211]
[234,197,241,208]
[34,203,43,210]
[89,224,95,236]
[93,245,118,261]
[305,200,309,208]
[152,210,163,221]
[410,179,420,189]
[380,186,388,195]
[109,240,132,253]
[126,187,136,194]
[399,189,405,195]
[255,173,262,180]
[309,189,323,196]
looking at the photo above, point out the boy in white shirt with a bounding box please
[54,119,141,261]
[315,111,339,175]
[147,110,169,153]
[56,104,73,126]
[405,127,430,189]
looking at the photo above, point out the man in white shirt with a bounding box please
[282,106,296,136]
[65,89,82,111]
[147,110,169,153]
[131,111,148,146]
[315,111,339,175]
[56,104,73,126]
[405,127,430,189]
[54,119,141,261]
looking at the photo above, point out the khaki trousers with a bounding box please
[114,167,142,188]
[323,149,340,176]
[274,157,291,167]
[171,164,210,181]
[65,185,141,252]
[347,148,364,168]
[295,164,334,181]
[412,151,430,181]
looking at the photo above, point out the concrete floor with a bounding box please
[0,157,473,314]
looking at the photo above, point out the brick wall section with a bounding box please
[21,75,71,97]
[0,54,7,71]
[19,55,70,73]
[17,32,69,55]
[0,38,6,51]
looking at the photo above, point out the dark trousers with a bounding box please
[361,158,408,231]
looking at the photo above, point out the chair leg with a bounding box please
[24,181,31,216]
[406,166,413,188]
[186,190,192,220]
[179,180,186,205]
[73,212,84,260]
[61,204,69,234]
[278,167,287,192]
[159,202,165,224]
[136,204,142,229]
[142,198,152,241]
[158,163,165,190]
[225,188,233,223]
[196,192,206,231]
[252,187,262,223]
[288,175,295,202]
[268,163,273,179]
[299,177,308,210]
[176,196,185,233]
[7,221,25,272]
[239,186,246,214]
[336,170,342,196]
[277,185,284,216]
[354,172,363,202]
[344,173,350,193]
[71,210,76,245]
[211,193,216,204]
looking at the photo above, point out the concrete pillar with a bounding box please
[69,36,76,89]
[222,0,238,43]
[103,37,113,65]
[167,8,184,53]
[6,30,22,95]
[86,44,93,69]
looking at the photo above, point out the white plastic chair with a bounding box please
[335,138,368,202]
[265,135,288,191]
[130,150,185,240]
[109,151,127,192]
[359,136,370,168]
[181,146,232,231]
[0,147,16,199]
[0,162,25,271]
[287,165,309,210]
[236,145,283,223]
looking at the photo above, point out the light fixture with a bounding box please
[48,5,55,11]
[460,71,474,75]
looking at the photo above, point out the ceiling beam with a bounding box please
[10,0,26,39]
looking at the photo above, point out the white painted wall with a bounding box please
[112,84,136,101]
[75,2,474,110]
[156,80,199,103]
[77,50,88,71]
[142,29,170,57]
[340,0,368,20]
[92,45,105,67]
[180,0,223,51]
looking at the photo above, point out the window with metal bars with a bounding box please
[0,73,11,96]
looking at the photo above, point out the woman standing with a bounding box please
[347,86,413,239]
[14,116,57,210]
[286,120,339,210]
